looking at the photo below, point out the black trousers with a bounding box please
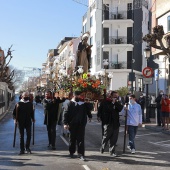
[101,124,119,154]
[69,124,85,156]
[157,108,162,126]
[47,123,57,147]
[18,123,31,151]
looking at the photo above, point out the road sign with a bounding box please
[143,78,153,84]
[154,69,159,81]
[142,67,153,78]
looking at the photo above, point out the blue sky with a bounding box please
[0,0,88,69]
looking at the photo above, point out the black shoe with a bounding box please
[69,153,74,158]
[48,144,52,148]
[52,147,56,150]
[26,148,31,154]
[100,148,104,154]
[19,150,25,155]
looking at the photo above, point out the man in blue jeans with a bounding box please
[121,94,142,154]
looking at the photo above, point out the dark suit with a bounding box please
[13,101,34,151]
[43,97,65,148]
[63,101,92,156]
[97,98,123,154]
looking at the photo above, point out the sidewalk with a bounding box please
[144,123,170,135]
[92,111,170,135]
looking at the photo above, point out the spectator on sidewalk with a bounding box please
[121,94,142,154]
[160,94,170,130]
[155,91,164,126]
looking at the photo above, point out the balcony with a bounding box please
[102,11,133,27]
[103,36,132,45]
[103,11,130,20]
[109,62,127,69]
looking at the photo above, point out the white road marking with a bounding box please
[136,132,161,137]
[60,135,69,146]
[150,139,170,144]
[149,140,170,148]
[82,165,91,170]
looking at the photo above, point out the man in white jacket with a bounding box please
[121,94,142,154]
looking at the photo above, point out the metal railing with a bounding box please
[103,36,131,45]
[103,11,128,20]
[109,61,127,69]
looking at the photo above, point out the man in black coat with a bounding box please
[63,91,92,161]
[155,91,164,126]
[97,91,123,157]
[13,92,35,155]
[43,91,65,150]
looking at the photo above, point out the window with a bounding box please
[90,16,93,27]
[168,16,170,32]
[127,3,132,11]
[90,36,93,45]
[83,24,86,34]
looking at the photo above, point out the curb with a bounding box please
[145,125,170,135]
[0,101,15,120]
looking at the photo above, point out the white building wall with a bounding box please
[85,0,149,92]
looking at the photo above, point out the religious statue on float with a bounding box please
[76,31,93,73]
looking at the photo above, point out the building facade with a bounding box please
[83,0,150,92]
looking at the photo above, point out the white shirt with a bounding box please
[121,102,142,126]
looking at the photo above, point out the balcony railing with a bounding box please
[103,11,128,20]
[109,61,127,69]
[103,36,131,45]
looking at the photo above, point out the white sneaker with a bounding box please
[131,149,135,154]
[110,153,117,157]
[127,145,131,151]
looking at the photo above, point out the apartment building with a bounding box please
[83,0,150,92]
[42,37,81,91]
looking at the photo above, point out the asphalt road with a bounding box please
[0,97,170,170]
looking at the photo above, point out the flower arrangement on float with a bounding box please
[72,73,104,98]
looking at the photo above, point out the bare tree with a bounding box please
[0,45,15,87]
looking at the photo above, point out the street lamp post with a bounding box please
[45,69,50,91]
[143,46,151,123]
[69,54,75,94]
[103,59,109,99]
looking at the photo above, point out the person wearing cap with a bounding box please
[76,31,92,73]
[63,91,92,161]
